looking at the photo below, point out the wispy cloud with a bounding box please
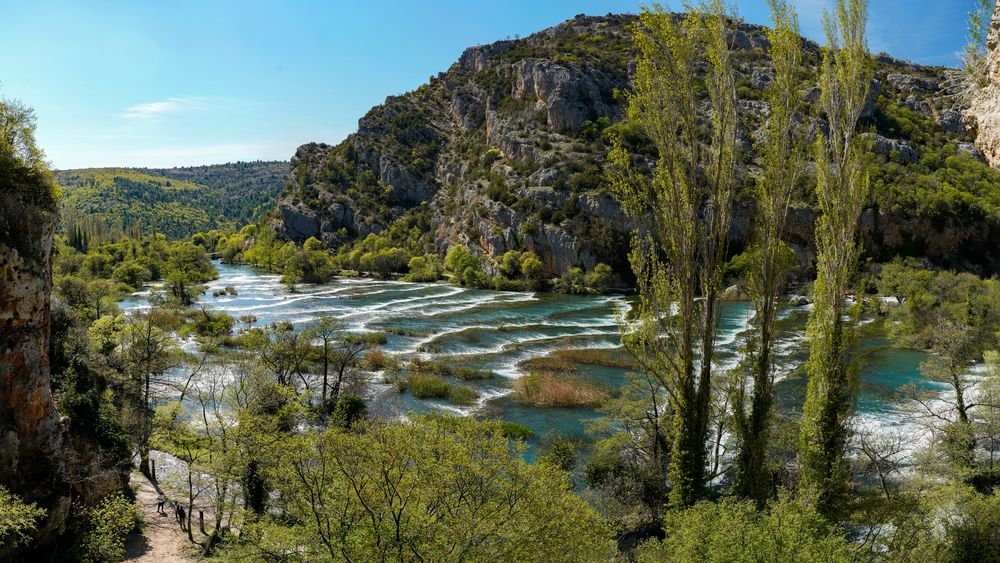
[116,95,210,119]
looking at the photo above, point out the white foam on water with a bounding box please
[339,286,468,318]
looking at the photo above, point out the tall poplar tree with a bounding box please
[797,0,873,516]
[732,0,805,506]
[609,0,738,508]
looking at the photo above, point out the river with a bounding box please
[120,261,948,460]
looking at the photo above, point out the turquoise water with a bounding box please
[120,262,933,454]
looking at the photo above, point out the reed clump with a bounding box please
[513,373,608,408]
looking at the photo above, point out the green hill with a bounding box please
[56,161,288,240]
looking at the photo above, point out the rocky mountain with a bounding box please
[57,160,288,240]
[277,13,1000,279]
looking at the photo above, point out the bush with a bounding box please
[78,494,143,562]
[946,492,1000,561]
[407,374,451,399]
[0,486,46,550]
[448,385,480,406]
[513,373,608,407]
[498,421,535,441]
[635,495,852,562]
[331,394,367,429]
[188,308,235,338]
[539,437,579,471]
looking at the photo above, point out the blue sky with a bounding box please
[0,0,977,169]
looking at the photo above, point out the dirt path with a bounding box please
[124,473,194,562]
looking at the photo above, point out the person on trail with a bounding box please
[175,502,187,530]
[156,494,165,514]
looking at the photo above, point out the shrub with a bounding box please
[407,374,450,399]
[448,385,480,406]
[513,373,608,407]
[362,348,394,371]
[78,494,143,562]
[331,394,367,429]
[945,491,1000,561]
[189,308,235,338]
[539,437,580,471]
[636,495,852,562]
[499,421,535,441]
[0,486,46,550]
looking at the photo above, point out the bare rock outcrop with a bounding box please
[965,1,1000,168]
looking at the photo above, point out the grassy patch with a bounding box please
[396,373,481,406]
[552,348,634,369]
[448,385,480,406]
[498,421,535,441]
[519,355,574,373]
[407,357,493,380]
[406,374,450,399]
[513,373,608,408]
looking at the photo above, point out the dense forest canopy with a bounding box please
[56,162,288,241]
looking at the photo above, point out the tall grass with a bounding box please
[406,374,450,398]
[407,358,493,380]
[552,348,635,369]
[513,373,608,408]
[397,373,481,406]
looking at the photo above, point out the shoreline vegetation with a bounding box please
[7,0,1000,560]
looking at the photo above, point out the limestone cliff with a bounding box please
[278,14,998,278]
[0,169,72,540]
[1,140,125,550]
[965,1,1000,168]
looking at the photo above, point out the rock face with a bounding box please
[965,1,1000,168]
[1,169,126,549]
[0,181,71,540]
[277,13,994,278]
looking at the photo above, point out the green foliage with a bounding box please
[187,308,236,338]
[330,394,367,429]
[539,437,580,471]
[731,0,806,506]
[234,416,614,561]
[76,495,143,562]
[609,1,739,508]
[552,263,613,294]
[879,262,1000,469]
[54,234,217,314]
[0,486,46,551]
[498,421,535,440]
[56,161,287,241]
[445,244,487,287]
[945,490,1000,562]
[447,384,480,406]
[636,495,853,562]
[403,254,443,282]
[0,97,57,219]
[875,150,1000,229]
[800,0,874,517]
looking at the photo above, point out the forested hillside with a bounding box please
[56,161,287,241]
